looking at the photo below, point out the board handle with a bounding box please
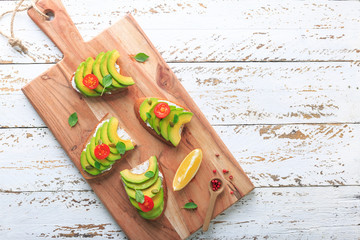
[27,0,86,61]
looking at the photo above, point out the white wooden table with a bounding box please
[1,0,359,239]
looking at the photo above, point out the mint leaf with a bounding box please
[134,53,149,63]
[94,161,101,170]
[100,74,113,96]
[145,171,154,178]
[116,142,126,155]
[68,112,78,127]
[146,112,151,120]
[135,190,145,203]
[183,202,197,209]
[173,114,179,124]
[102,74,113,87]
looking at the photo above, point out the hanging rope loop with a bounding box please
[0,0,49,58]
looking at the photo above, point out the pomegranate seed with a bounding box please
[230,191,234,194]
[213,169,216,173]
[222,169,227,173]
[229,175,233,180]
[215,153,220,157]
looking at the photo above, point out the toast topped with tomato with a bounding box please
[80,115,136,180]
[134,97,193,147]
[71,50,135,97]
[120,156,167,220]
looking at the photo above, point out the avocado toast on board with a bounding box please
[71,50,135,97]
[120,156,167,220]
[134,97,193,147]
[79,114,136,180]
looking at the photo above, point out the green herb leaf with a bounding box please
[68,112,78,127]
[183,202,197,209]
[134,53,149,63]
[173,114,179,124]
[100,74,113,96]
[103,74,113,87]
[135,190,145,203]
[94,161,101,170]
[145,171,154,178]
[116,142,126,155]
[146,112,151,120]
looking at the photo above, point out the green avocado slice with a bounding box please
[80,151,101,176]
[108,50,135,86]
[100,121,119,154]
[139,98,158,122]
[138,201,164,220]
[84,56,104,94]
[74,62,100,97]
[168,112,193,147]
[107,117,134,151]
[125,177,162,200]
[148,103,161,135]
[101,51,125,89]
[122,167,159,190]
[89,137,113,167]
[85,144,109,171]
[159,108,184,141]
[120,156,158,184]
[129,187,164,211]
[96,123,121,161]
[93,52,106,87]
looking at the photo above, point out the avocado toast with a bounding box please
[71,50,135,97]
[120,156,167,221]
[80,114,136,180]
[134,97,194,147]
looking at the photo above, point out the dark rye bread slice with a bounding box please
[80,113,136,180]
[134,97,191,147]
[120,156,168,221]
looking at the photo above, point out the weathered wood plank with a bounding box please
[1,123,359,191]
[1,29,359,63]
[0,0,359,63]
[0,186,359,239]
[1,62,359,127]
[2,0,359,30]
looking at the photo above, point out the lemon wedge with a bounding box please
[173,149,203,191]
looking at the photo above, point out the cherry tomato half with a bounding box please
[83,74,99,89]
[94,144,110,159]
[138,196,154,212]
[154,102,170,119]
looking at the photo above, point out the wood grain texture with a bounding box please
[1,123,359,192]
[0,0,359,63]
[1,0,360,239]
[0,186,359,239]
[21,1,253,239]
[2,62,360,127]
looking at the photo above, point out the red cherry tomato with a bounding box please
[83,74,99,89]
[154,102,170,119]
[138,196,154,212]
[94,144,110,159]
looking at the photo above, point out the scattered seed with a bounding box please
[215,153,220,157]
[230,191,234,194]
[229,175,233,180]
[213,169,216,173]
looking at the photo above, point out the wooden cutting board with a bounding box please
[22,0,254,239]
